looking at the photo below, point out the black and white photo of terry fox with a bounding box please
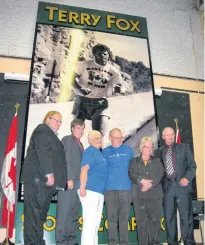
[72,44,123,138]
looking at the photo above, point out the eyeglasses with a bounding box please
[143,146,153,149]
[110,136,123,140]
[49,117,62,124]
[93,137,102,140]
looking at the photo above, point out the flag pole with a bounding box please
[174,118,184,245]
[0,202,14,245]
[174,118,179,137]
[5,201,11,245]
[15,103,20,114]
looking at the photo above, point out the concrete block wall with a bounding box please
[0,0,204,79]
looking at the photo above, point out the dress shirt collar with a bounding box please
[110,144,123,149]
[47,124,58,135]
[139,155,152,165]
[72,134,81,143]
[165,143,175,149]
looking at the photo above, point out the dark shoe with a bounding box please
[1,238,15,245]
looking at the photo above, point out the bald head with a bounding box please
[162,127,175,136]
[162,127,175,146]
[109,128,122,136]
[88,130,102,149]
[109,128,123,147]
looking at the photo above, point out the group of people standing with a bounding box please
[21,110,197,245]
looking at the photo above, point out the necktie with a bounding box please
[79,141,84,152]
[74,136,84,152]
[166,148,174,176]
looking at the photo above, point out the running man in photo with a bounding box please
[72,44,123,138]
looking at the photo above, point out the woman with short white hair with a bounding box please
[78,130,108,245]
[129,136,164,245]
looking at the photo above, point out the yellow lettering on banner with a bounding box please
[116,19,130,31]
[105,219,108,230]
[91,14,102,26]
[45,6,58,21]
[58,10,67,22]
[18,213,166,237]
[107,15,116,29]
[98,215,104,231]
[130,20,140,32]
[128,221,131,231]
[131,217,136,231]
[43,216,56,231]
[106,15,141,33]
[21,214,24,230]
[161,217,165,231]
[69,12,80,24]
[78,216,83,231]
[81,13,91,25]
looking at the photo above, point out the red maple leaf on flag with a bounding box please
[1,112,18,239]
[5,157,16,191]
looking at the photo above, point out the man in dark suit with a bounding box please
[56,119,85,245]
[155,127,197,245]
[21,111,67,245]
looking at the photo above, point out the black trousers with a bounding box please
[24,181,55,245]
[56,186,80,245]
[133,197,162,245]
[164,182,195,245]
[104,190,132,245]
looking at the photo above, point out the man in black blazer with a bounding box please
[155,127,196,245]
[56,119,85,245]
[21,111,67,245]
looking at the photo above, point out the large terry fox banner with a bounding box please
[16,2,163,244]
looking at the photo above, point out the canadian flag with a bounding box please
[176,126,181,144]
[1,111,18,238]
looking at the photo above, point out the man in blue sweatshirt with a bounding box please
[102,128,134,245]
